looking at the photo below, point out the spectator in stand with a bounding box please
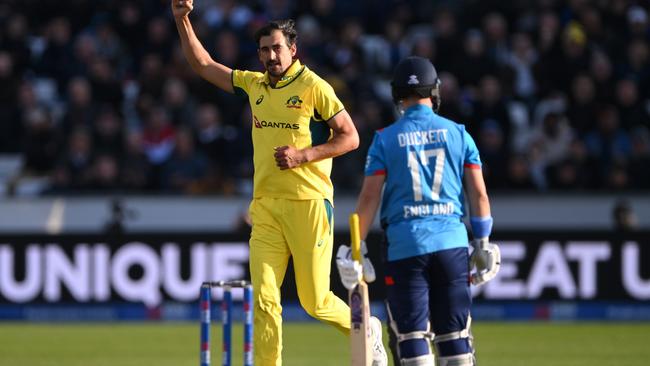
[437,71,466,123]
[92,106,125,158]
[470,74,512,147]
[533,11,562,96]
[620,38,650,90]
[546,138,599,190]
[72,33,98,81]
[584,105,632,186]
[477,119,508,189]
[612,200,638,232]
[141,106,176,188]
[506,154,536,190]
[0,52,23,153]
[579,5,615,54]
[163,77,196,126]
[88,58,123,109]
[61,77,96,135]
[628,126,650,189]
[1,13,31,76]
[193,103,242,192]
[21,106,61,175]
[454,29,497,89]
[191,30,248,125]
[138,53,166,100]
[566,73,597,136]
[482,12,509,65]
[615,78,649,131]
[121,130,153,191]
[537,21,591,95]
[410,34,436,64]
[589,51,615,103]
[95,20,125,65]
[141,16,174,63]
[505,31,537,101]
[212,29,244,68]
[47,127,94,193]
[606,161,630,189]
[111,2,147,59]
[37,17,74,93]
[378,17,408,74]
[626,6,650,40]
[86,153,122,192]
[294,15,327,70]
[560,21,592,90]
[431,7,461,74]
[531,111,574,164]
[196,0,254,31]
[161,128,208,194]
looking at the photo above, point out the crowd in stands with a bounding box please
[1,0,649,196]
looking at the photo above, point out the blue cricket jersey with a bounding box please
[364,104,482,261]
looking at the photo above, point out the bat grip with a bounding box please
[349,213,362,263]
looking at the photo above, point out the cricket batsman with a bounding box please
[337,56,501,365]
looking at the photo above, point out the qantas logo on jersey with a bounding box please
[253,115,299,129]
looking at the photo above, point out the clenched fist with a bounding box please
[171,0,193,19]
[274,145,308,170]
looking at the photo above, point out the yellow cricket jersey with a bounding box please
[232,60,344,202]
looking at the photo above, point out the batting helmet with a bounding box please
[391,56,441,111]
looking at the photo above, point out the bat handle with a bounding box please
[350,213,362,263]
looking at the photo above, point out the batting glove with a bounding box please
[336,241,376,290]
[336,253,362,290]
[470,238,501,286]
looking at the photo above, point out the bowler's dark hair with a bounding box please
[254,19,297,47]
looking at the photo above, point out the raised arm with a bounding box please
[171,0,234,93]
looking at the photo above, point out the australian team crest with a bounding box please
[285,95,303,109]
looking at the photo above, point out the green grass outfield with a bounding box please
[1,322,649,366]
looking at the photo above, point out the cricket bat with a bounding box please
[349,213,372,366]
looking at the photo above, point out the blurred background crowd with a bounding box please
[1,0,649,196]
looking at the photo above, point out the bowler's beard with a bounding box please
[266,61,284,77]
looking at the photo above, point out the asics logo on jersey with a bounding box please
[256,95,264,105]
[253,115,299,130]
[285,95,303,109]
[407,75,420,85]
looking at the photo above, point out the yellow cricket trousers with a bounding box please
[248,197,351,366]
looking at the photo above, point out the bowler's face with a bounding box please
[258,30,296,79]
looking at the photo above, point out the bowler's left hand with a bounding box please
[274,145,307,170]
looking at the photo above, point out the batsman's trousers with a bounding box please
[249,197,351,366]
[386,247,472,359]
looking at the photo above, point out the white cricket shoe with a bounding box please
[370,316,388,366]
